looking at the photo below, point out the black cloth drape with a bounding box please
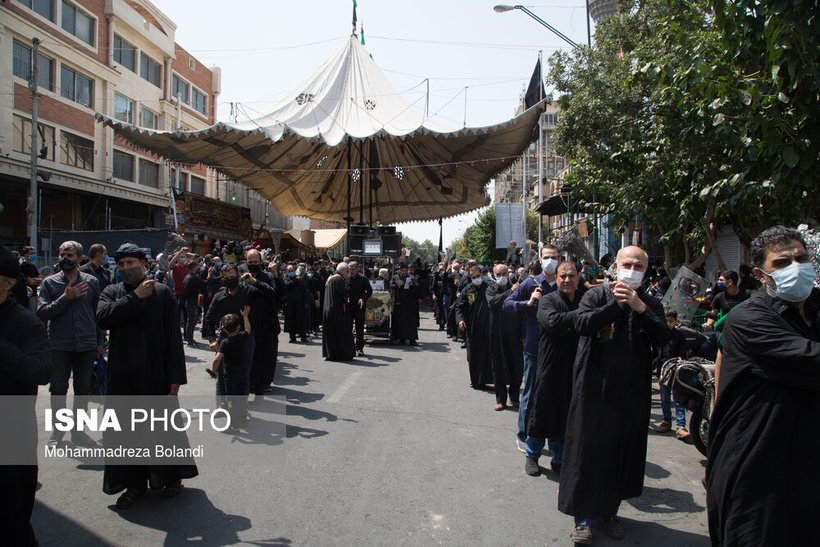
[322,274,355,361]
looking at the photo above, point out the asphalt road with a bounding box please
[31,310,711,546]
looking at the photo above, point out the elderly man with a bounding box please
[486,263,523,410]
[37,241,104,447]
[527,262,581,475]
[706,226,820,546]
[559,246,669,544]
[323,263,355,361]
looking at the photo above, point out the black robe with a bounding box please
[0,298,52,546]
[486,280,524,403]
[322,274,355,361]
[283,276,309,336]
[390,274,419,341]
[706,290,820,546]
[527,289,580,439]
[455,280,493,388]
[96,279,198,494]
[430,271,446,326]
[304,275,323,331]
[558,285,668,518]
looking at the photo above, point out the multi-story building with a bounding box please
[494,100,566,211]
[0,0,287,258]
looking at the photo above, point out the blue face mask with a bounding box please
[103,254,109,263]
[497,276,509,287]
[471,277,482,286]
[28,254,37,262]
[715,282,726,291]
[482,275,491,282]
[287,272,296,278]
[764,262,816,303]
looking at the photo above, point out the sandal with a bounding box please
[116,487,143,509]
[161,480,182,499]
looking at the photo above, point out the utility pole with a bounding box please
[169,94,181,231]
[425,78,429,118]
[537,50,544,245]
[27,37,41,248]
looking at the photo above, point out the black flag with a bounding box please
[352,0,358,33]
[524,59,545,110]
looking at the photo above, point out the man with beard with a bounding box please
[443,260,461,339]
[182,260,205,347]
[347,262,372,356]
[559,246,669,544]
[304,264,322,336]
[239,249,284,392]
[390,263,419,345]
[323,263,355,361]
[0,244,52,545]
[96,242,197,509]
[486,263,523,410]
[456,265,493,390]
[527,262,581,476]
[283,264,309,343]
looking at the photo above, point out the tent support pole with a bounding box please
[358,140,364,224]
[346,138,352,253]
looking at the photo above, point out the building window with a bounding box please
[192,89,207,115]
[15,42,55,91]
[172,75,189,103]
[61,2,95,46]
[189,175,205,196]
[114,94,134,124]
[60,131,94,171]
[12,115,56,161]
[139,158,159,188]
[112,149,135,181]
[113,34,136,72]
[170,168,188,191]
[60,65,93,107]
[139,107,158,129]
[139,54,161,87]
[16,0,55,21]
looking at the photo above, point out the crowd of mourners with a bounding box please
[1,222,818,546]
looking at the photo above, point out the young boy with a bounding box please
[210,306,254,431]
[656,308,690,440]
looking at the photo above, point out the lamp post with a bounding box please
[493,5,580,49]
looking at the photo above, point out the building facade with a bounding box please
[0,0,287,259]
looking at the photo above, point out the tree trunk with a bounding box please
[683,234,691,265]
[663,244,672,272]
[702,198,728,272]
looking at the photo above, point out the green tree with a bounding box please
[400,236,439,264]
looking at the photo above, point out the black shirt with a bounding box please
[218,331,253,376]
[711,287,750,316]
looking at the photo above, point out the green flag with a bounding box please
[361,26,365,45]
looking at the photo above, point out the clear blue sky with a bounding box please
[150,1,593,246]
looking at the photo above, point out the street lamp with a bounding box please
[493,5,581,49]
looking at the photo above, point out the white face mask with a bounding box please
[541,258,558,275]
[616,267,644,289]
[497,276,509,287]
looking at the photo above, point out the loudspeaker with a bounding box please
[349,235,365,255]
[382,234,401,254]
[376,225,396,235]
[350,225,370,236]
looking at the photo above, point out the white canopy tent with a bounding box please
[97,35,544,224]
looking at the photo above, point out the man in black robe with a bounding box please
[486,263,523,410]
[323,263,355,361]
[456,265,493,389]
[430,263,446,330]
[390,263,419,345]
[527,261,580,475]
[238,249,283,392]
[558,246,669,544]
[347,262,372,356]
[306,265,322,334]
[706,226,820,546]
[0,244,52,545]
[96,242,198,509]
[283,264,309,343]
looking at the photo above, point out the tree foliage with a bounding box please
[548,0,820,269]
[401,236,439,264]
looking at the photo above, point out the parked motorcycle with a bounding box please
[659,356,716,456]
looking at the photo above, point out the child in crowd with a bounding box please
[656,308,691,441]
[210,306,254,431]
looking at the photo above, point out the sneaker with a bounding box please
[655,421,671,433]
[357,349,365,357]
[515,436,526,454]
[571,524,593,544]
[71,431,97,447]
[600,516,625,540]
[524,456,541,476]
[676,427,691,441]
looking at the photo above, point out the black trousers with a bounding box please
[0,465,37,546]
[351,308,366,350]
